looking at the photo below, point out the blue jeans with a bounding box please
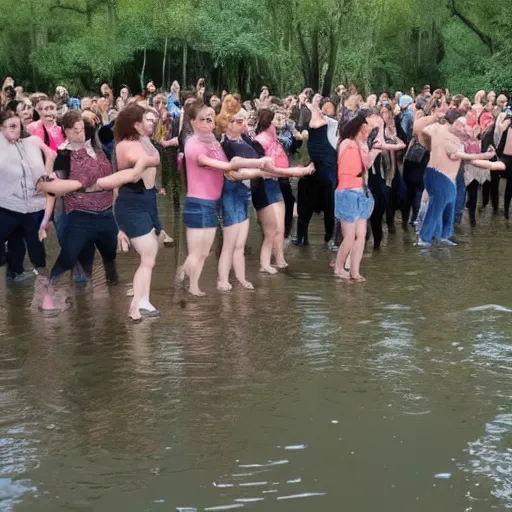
[183,197,219,229]
[454,164,466,224]
[419,167,456,243]
[0,208,45,274]
[54,211,96,273]
[50,210,118,281]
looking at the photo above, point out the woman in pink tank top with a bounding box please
[176,102,275,296]
[254,109,314,273]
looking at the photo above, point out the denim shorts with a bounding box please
[251,178,284,211]
[183,196,220,229]
[222,180,250,227]
[115,187,161,238]
[335,188,375,222]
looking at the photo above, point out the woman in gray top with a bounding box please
[0,109,56,277]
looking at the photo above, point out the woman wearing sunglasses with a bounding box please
[176,101,274,296]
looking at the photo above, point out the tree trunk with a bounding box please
[182,43,188,87]
[310,26,320,91]
[140,47,147,92]
[162,35,168,88]
[296,22,312,88]
[321,24,340,97]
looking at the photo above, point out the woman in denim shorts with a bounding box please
[177,102,272,296]
[254,109,315,273]
[334,113,383,282]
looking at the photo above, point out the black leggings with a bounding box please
[279,178,295,239]
[296,174,335,243]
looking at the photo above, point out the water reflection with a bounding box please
[0,202,512,511]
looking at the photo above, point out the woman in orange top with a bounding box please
[334,113,381,282]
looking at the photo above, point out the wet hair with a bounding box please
[180,88,195,105]
[114,103,146,142]
[61,109,83,130]
[304,89,314,103]
[255,108,275,134]
[340,112,368,140]
[187,100,208,121]
[216,95,241,133]
[445,109,461,125]
[0,109,18,125]
[5,100,20,113]
[3,86,16,101]
[451,94,464,109]
[424,99,441,116]
[320,98,334,109]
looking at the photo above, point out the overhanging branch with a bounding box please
[448,0,493,53]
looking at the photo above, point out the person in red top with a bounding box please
[36,110,119,316]
[333,113,382,282]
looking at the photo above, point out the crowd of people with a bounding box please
[0,75,510,321]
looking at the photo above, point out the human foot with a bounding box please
[274,261,289,269]
[350,274,366,282]
[238,279,254,290]
[175,265,186,284]
[334,268,351,280]
[40,292,61,317]
[189,287,206,297]
[260,266,278,275]
[216,281,233,292]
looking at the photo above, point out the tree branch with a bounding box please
[50,1,87,14]
[447,0,493,53]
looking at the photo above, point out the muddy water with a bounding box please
[1,197,512,512]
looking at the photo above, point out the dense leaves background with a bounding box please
[1,0,510,97]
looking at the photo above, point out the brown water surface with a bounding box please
[1,198,512,511]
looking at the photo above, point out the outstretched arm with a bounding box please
[96,154,156,190]
[37,176,83,196]
[449,147,495,162]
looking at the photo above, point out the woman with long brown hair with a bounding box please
[254,108,314,273]
[96,104,162,322]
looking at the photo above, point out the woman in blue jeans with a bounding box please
[37,110,119,316]
[218,107,312,290]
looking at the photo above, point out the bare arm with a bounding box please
[225,169,273,181]
[96,154,155,190]
[449,147,495,161]
[37,177,83,196]
[308,105,327,129]
[30,136,57,175]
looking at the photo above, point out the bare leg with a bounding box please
[183,227,217,295]
[272,201,287,268]
[128,231,159,321]
[232,219,253,289]
[217,223,238,291]
[334,221,355,279]
[350,219,368,281]
[257,206,278,274]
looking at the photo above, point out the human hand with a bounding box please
[117,231,130,252]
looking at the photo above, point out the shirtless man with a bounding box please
[416,110,502,247]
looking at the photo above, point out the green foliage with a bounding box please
[0,0,510,97]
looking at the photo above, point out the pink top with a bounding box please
[337,140,366,191]
[184,134,226,200]
[255,127,288,168]
[29,121,65,150]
